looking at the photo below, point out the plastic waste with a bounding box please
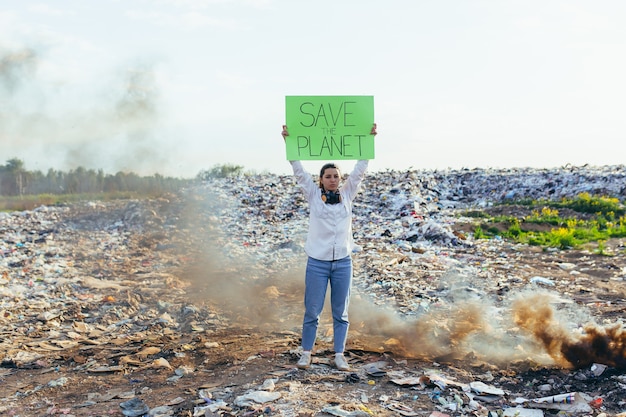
[119,398,150,417]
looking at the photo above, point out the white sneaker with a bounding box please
[334,354,350,371]
[297,351,311,369]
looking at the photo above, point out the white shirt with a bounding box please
[290,160,368,261]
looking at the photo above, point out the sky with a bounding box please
[1,0,625,177]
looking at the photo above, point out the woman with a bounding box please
[282,123,377,371]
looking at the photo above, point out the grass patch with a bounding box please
[462,193,626,249]
[0,191,162,212]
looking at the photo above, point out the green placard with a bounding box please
[285,95,375,160]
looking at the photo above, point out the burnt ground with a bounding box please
[1,195,626,416]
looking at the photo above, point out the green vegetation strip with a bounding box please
[464,193,626,251]
[0,192,164,212]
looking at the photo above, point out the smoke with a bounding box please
[60,65,168,174]
[350,285,626,370]
[176,189,626,369]
[349,295,491,359]
[513,291,626,369]
[181,232,624,369]
[183,250,304,330]
[176,187,305,330]
[0,45,174,175]
[0,47,37,94]
[186,249,626,370]
[181,225,626,370]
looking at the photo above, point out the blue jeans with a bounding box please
[302,256,352,353]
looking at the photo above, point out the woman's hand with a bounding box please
[371,123,377,136]
[281,125,289,141]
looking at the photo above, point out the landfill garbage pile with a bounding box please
[1,164,625,416]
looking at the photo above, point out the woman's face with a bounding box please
[320,168,340,191]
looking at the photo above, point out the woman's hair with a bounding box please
[319,163,341,189]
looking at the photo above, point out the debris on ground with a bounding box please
[1,164,626,416]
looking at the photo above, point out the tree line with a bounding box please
[0,158,193,196]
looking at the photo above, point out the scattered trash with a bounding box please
[148,404,175,417]
[502,408,544,417]
[119,397,150,417]
[591,363,607,376]
[530,276,555,286]
[386,401,420,416]
[362,361,388,377]
[47,377,69,388]
[390,375,423,387]
[321,405,371,417]
[346,372,361,383]
[1,165,625,414]
[469,381,505,396]
[514,392,593,413]
[233,391,281,407]
[149,358,173,370]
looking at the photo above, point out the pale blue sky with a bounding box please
[1,0,625,177]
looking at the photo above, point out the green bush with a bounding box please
[196,164,245,180]
[465,193,626,249]
[559,192,624,217]
[473,226,488,239]
[547,228,579,249]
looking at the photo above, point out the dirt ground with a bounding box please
[1,193,626,416]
